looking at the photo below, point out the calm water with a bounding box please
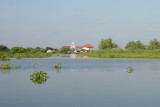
[1,54,160,107]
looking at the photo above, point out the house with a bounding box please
[82,44,94,51]
[61,42,94,52]
[47,49,53,53]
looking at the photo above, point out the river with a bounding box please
[0,54,160,107]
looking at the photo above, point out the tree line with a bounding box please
[99,38,160,50]
[0,46,55,53]
[0,45,70,54]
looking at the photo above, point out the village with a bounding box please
[47,42,95,54]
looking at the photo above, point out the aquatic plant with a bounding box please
[0,63,11,69]
[0,55,10,61]
[13,65,20,69]
[53,63,61,68]
[30,71,48,84]
[127,67,134,73]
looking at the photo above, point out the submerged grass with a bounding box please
[79,49,160,59]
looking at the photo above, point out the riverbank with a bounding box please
[79,49,160,59]
[0,52,53,60]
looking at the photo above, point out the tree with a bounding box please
[60,48,70,54]
[125,40,145,49]
[0,45,9,51]
[149,38,159,49]
[135,40,145,49]
[99,38,118,49]
[10,47,26,53]
[125,41,136,49]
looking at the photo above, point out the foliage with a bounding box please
[53,63,61,68]
[79,49,160,59]
[60,48,70,54]
[0,45,9,52]
[125,40,145,49]
[30,71,48,84]
[127,67,134,73]
[99,38,118,49]
[149,38,160,49]
[0,63,11,69]
[0,55,10,61]
[13,65,20,69]
[10,47,26,53]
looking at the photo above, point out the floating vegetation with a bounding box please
[0,63,20,69]
[30,71,48,84]
[53,63,61,68]
[127,67,134,73]
[13,65,20,69]
[0,55,10,61]
[15,56,22,59]
[0,63,11,69]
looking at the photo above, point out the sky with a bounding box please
[0,0,160,48]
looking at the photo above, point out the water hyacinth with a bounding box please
[13,65,20,69]
[0,63,11,69]
[53,63,61,68]
[127,67,134,73]
[0,55,10,61]
[30,71,48,84]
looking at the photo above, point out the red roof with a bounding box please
[61,44,94,49]
[83,44,94,48]
[61,46,71,48]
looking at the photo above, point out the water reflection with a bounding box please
[0,70,11,74]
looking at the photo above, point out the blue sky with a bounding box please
[0,0,160,48]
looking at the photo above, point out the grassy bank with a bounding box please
[0,52,53,61]
[79,49,160,59]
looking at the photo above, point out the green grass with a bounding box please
[0,52,53,60]
[79,49,160,59]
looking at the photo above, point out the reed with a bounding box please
[79,49,160,59]
[0,52,53,60]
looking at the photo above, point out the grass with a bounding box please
[0,52,53,60]
[79,49,160,59]
[30,71,48,84]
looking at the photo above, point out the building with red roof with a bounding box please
[61,43,94,51]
